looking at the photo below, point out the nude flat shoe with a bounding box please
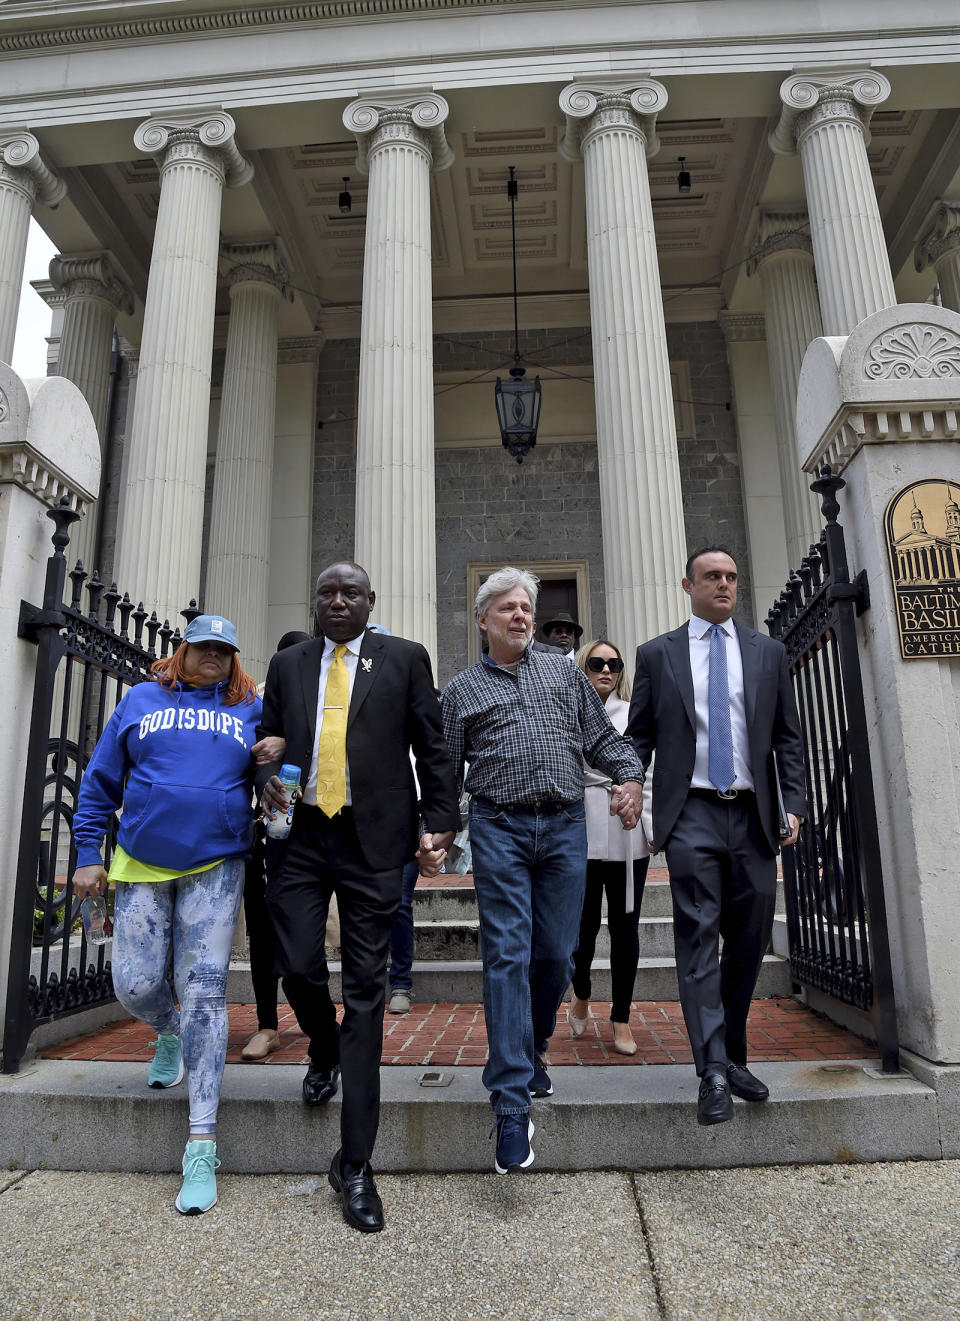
[241,1028,281,1061]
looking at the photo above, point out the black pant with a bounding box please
[571,858,649,1022]
[665,791,777,1075]
[266,802,402,1164]
[243,830,279,1031]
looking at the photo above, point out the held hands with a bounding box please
[416,830,454,878]
[252,735,285,766]
[72,864,108,899]
[610,781,643,831]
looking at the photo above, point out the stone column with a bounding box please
[747,211,825,564]
[915,200,960,314]
[206,243,289,679]
[560,80,687,645]
[0,133,65,364]
[770,70,895,337]
[114,111,252,625]
[343,93,453,665]
[48,253,135,575]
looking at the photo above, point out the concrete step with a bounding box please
[0,1057,938,1173]
[227,953,793,1005]
[407,915,690,961]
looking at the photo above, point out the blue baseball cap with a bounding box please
[184,614,239,651]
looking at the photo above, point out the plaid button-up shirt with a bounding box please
[441,649,644,806]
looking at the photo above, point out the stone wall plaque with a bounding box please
[885,478,960,659]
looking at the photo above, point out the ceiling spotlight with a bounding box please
[677,156,691,195]
[338,177,352,214]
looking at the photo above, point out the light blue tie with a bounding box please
[708,624,735,793]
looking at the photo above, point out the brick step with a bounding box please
[225,953,793,1005]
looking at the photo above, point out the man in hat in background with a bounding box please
[539,610,582,656]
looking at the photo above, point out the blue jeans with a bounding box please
[389,859,420,991]
[469,798,587,1115]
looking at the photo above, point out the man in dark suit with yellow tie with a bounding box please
[627,547,806,1125]
[256,562,458,1231]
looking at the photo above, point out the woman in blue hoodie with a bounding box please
[71,614,263,1216]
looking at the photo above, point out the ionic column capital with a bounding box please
[0,131,66,207]
[48,251,135,315]
[219,241,292,299]
[343,91,453,174]
[134,110,253,188]
[746,210,814,277]
[559,79,669,161]
[769,69,891,156]
[914,200,960,273]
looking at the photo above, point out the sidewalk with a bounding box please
[0,1161,956,1320]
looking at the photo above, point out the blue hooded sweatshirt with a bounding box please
[73,678,263,872]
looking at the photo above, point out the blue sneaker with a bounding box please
[492,1113,535,1175]
[147,1033,184,1089]
[531,1054,553,1098]
[175,1140,220,1215]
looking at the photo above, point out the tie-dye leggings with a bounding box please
[112,859,244,1133]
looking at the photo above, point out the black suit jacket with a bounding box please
[627,621,806,854]
[255,629,460,872]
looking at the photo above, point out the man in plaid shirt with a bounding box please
[442,566,644,1174]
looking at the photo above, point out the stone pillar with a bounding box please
[343,92,453,666]
[795,303,960,1128]
[0,363,99,1056]
[114,111,252,625]
[770,70,896,337]
[206,243,289,679]
[560,80,687,645]
[0,133,65,364]
[915,200,960,314]
[718,312,789,627]
[48,253,135,575]
[747,211,825,564]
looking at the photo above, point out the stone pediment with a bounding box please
[0,362,99,509]
[796,304,960,475]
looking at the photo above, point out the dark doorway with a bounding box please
[536,577,580,644]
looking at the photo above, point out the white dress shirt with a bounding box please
[304,632,364,806]
[687,614,753,791]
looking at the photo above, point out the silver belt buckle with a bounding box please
[717,788,738,800]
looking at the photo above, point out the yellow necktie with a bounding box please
[314,644,349,816]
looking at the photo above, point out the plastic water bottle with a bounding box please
[265,763,301,840]
[81,896,110,946]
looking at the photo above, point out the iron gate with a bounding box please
[3,497,198,1072]
[766,464,898,1073]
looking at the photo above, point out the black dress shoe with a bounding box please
[328,1150,384,1233]
[302,1063,340,1106]
[727,1063,770,1102]
[697,1068,734,1125]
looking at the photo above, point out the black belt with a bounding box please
[298,801,354,821]
[688,787,755,803]
[472,795,570,814]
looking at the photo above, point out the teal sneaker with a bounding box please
[147,1033,184,1089]
[175,1140,220,1215]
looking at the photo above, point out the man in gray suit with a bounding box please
[627,546,806,1125]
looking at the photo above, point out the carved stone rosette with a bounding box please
[558,79,687,643]
[770,70,895,337]
[914,201,960,314]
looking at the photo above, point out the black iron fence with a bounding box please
[2,497,198,1073]
[766,464,898,1073]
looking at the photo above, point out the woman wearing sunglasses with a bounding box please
[569,640,652,1054]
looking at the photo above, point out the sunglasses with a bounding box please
[586,656,624,674]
